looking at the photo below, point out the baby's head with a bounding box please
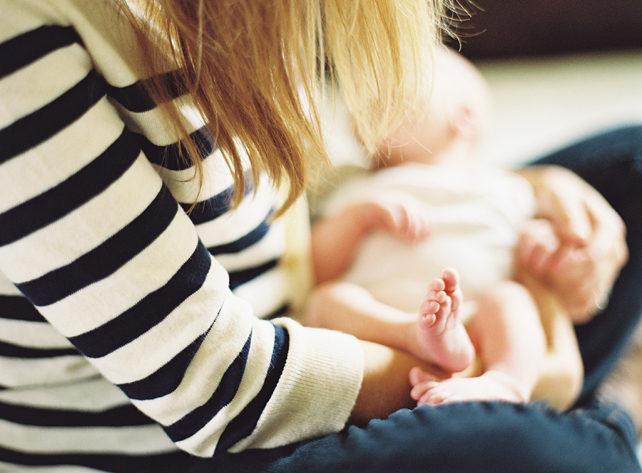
[377,47,492,167]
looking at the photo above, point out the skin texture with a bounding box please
[344,164,622,419]
[313,49,628,417]
[516,165,628,323]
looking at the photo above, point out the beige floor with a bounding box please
[474,48,642,167]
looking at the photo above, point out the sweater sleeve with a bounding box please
[0,0,363,457]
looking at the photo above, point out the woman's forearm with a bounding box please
[349,341,437,425]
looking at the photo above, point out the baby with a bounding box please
[307,47,583,409]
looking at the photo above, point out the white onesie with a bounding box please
[323,163,536,317]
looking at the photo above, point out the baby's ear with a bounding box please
[452,105,478,139]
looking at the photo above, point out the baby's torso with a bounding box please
[325,163,536,313]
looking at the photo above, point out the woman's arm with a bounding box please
[350,340,447,425]
[0,9,365,457]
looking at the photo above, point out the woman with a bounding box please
[0,0,640,471]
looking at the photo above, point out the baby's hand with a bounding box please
[517,218,561,276]
[354,192,431,243]
[517,165,628,323]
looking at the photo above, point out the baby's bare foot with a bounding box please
[411,268,474,373]
[420,268,461,332]
[409,368,529,405]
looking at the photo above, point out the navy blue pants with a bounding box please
[169,126,642,473]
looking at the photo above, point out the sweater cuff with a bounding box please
[230,317,364,452]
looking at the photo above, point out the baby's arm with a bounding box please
[311,193,430,283]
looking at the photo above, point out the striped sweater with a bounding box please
[0,0,363,470]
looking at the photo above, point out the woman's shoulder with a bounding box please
[3,0,151,84]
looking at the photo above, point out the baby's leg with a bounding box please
[523,270,584,411]
[410,281,547,405]
[516,221,584,409]
[306,269,474,374]
[409,268,475,373]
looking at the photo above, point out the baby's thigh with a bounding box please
[466,280,544,351]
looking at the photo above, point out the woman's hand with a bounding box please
[516,165,628,323]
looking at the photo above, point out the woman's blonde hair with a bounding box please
[125,0,449,215]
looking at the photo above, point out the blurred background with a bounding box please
[448,0,642,59]
[446,1,642,460]
[445,0,642,167]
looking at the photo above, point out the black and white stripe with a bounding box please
[0,1,363,470]
[0,15,286,468]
